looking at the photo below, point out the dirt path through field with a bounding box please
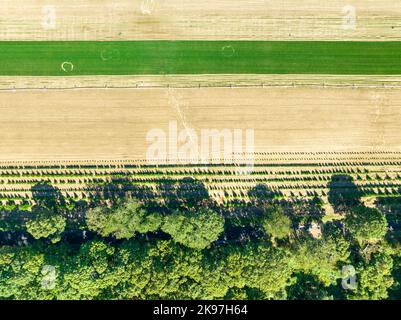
[3,75,401,90]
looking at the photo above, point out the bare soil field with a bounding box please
[0,87,400,161]
[1,0,401,41]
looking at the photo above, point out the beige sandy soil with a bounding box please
[1,0,401,41]
[3,75,401,91]
[0,87,400,162]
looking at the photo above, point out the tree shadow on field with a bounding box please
[278,197,325,228]
[31,181,66,210]
[247,184,279,205]
[247,183,324,228]
[328,174,363,213]
[220,184,278,243]
[31,182,90,231]
[88,177,156,207]
[376,196,401,244]
[157,177,210,211]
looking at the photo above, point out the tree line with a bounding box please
[0,175,400,300]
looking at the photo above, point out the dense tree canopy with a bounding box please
[162,208,224,250]
[0,178,401,300]
[262,206,292,241]
[286,273,332,300]
[25,206,66,243]
[344,206,387,244]
[349,252,394,300]
[86,198,163,239]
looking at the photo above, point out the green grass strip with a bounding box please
[1,41,401,76]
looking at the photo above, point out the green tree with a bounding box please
[286,273,332,300]
[25,206,66,243]
[200,243,293,299]
[345,206,387,244]
[57,239,121,300]
[240,244,293,299]
[86,199,162,239]
[293,236,349,286]
[162,208,224,250]
[349,252,394,300]
[262,207,292,241]
[0,243,52,300]
[85,206,108,235]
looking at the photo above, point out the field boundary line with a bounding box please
[3,74,401,91]
[3,82,401,91]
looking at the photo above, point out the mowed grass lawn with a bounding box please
[1,41,401,75]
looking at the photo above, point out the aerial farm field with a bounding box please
[1,0,401,41]
[2,41,401,75]
[0,86,400,161]
[1,0,401,303]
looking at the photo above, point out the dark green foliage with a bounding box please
[292,236,350,286]
[86,198,163,239]
[344,206,387,244]
[286,273,332,300]
[25,206,66,243]
[162,208,224,250]
[262,206,292,240]
[348,252,394,300]
[0,177,400,300]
